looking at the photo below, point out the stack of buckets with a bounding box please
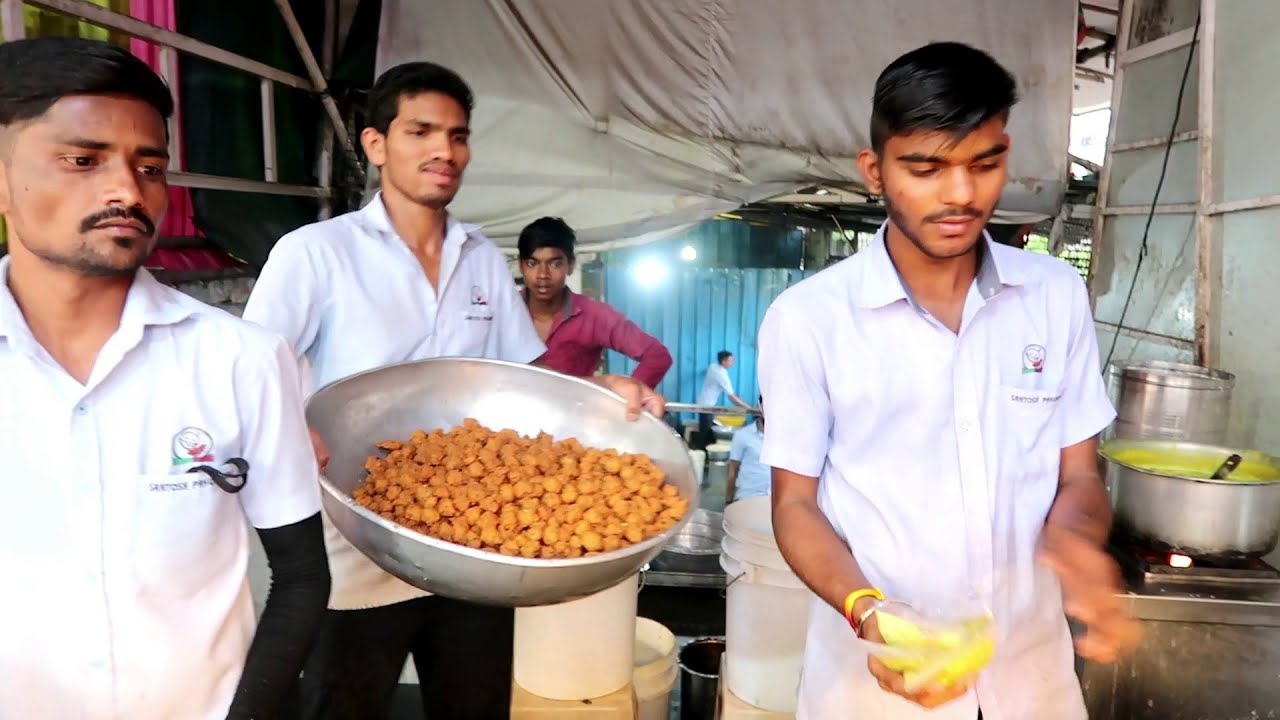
[634,618,680,720]
[719,497,812,715]
[511,573,679,719]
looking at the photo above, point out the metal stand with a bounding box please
[15,0,362,217]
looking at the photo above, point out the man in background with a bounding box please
[518,216,672,388]
[695,350,752,449]
[725,396,767,504]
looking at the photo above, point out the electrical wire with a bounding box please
[1102,12,1202,369]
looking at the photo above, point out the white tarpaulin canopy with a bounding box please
[375,1,1076,249]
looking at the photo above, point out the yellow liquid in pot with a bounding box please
[1108,448,1278,482]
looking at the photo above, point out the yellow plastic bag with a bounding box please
[868,601,996,694]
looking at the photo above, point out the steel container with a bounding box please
[649,509,724,574]
[678,638,725,720]
[1105,361,1234,444]
[306,358,699,607]
[1100,439,1280,559]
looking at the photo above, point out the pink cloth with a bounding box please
[129,0,200,243]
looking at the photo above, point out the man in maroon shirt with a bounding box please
[518,217,673,388]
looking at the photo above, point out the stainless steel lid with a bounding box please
[1107,360,1235,391]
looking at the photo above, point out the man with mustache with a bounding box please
[0,37,330,719]
[756,42,1141,719]
[244,62,664,719]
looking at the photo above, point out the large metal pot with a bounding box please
[306,358,699,607]
[1100,439,1280,559]
[649,508,724,574]
[1105,361,1234,444]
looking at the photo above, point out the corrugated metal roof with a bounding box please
[603,266,815,408]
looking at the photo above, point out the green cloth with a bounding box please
[18,1,131,45]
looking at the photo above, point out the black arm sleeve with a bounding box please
[226,512,331,720]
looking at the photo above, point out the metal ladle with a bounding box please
[1211,453,1244,480]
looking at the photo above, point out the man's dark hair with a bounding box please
[717,351,733,364]
[518,217,576,261]
[0,37,173,128]
[869,42,1017,153]
[366,61,474,135]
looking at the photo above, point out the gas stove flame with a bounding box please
[1167,552,1193,568]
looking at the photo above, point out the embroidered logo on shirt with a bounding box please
[171,426,216,466]
[1021,344,1046,374]
[466,284,495,321]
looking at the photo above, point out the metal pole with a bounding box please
[1,0,25,41]
[270,0,364,184]
[665,403,762,418]
[260,79,277,182]
[316,0,337,220]
[1069,153,1103,176]
[158,46,184,171]
[1089,0,1135,311]
[24,0,311,88]
[1194,0,1219,366]
[168,171,328,198]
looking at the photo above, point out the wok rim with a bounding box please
[309,356,701,570]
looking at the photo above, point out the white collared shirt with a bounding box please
[0,260,321,720]
[698,363,734,406]
[729,422,770,502]
[757,225,1115,720]
[243,193,546,609]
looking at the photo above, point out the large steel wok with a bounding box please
[1100,439,1280,560]
[305,358,699,607]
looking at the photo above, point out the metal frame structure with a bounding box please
[1094,0,1280,367]
[1091,0,1210,362]
[1194,0,1219,367]
[0,0,364,215]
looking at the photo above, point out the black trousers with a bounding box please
[694,413,716,451]
[293,595,514,720]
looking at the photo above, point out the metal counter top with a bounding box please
[1120,577,1280,626]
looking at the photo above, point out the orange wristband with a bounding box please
[842,588,885,631]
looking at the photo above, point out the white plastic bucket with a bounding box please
[688,449,706,487]
[633,617,677,720]
[721,497,811,713]
[723,496,779,547]
[513,574,638,700]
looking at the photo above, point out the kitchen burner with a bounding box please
[1111,542,1280,585]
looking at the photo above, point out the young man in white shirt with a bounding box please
[244,62,662,719]
[725,396,768,503]
[758,42,1141,720]
[0,38,329,720]
[695,350,750,449]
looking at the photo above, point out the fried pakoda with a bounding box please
[352,418,688,558]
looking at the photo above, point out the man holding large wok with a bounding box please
[244,61,663,720]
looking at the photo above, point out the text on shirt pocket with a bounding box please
[1000,383,1062,453]
[131,471,240,590]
